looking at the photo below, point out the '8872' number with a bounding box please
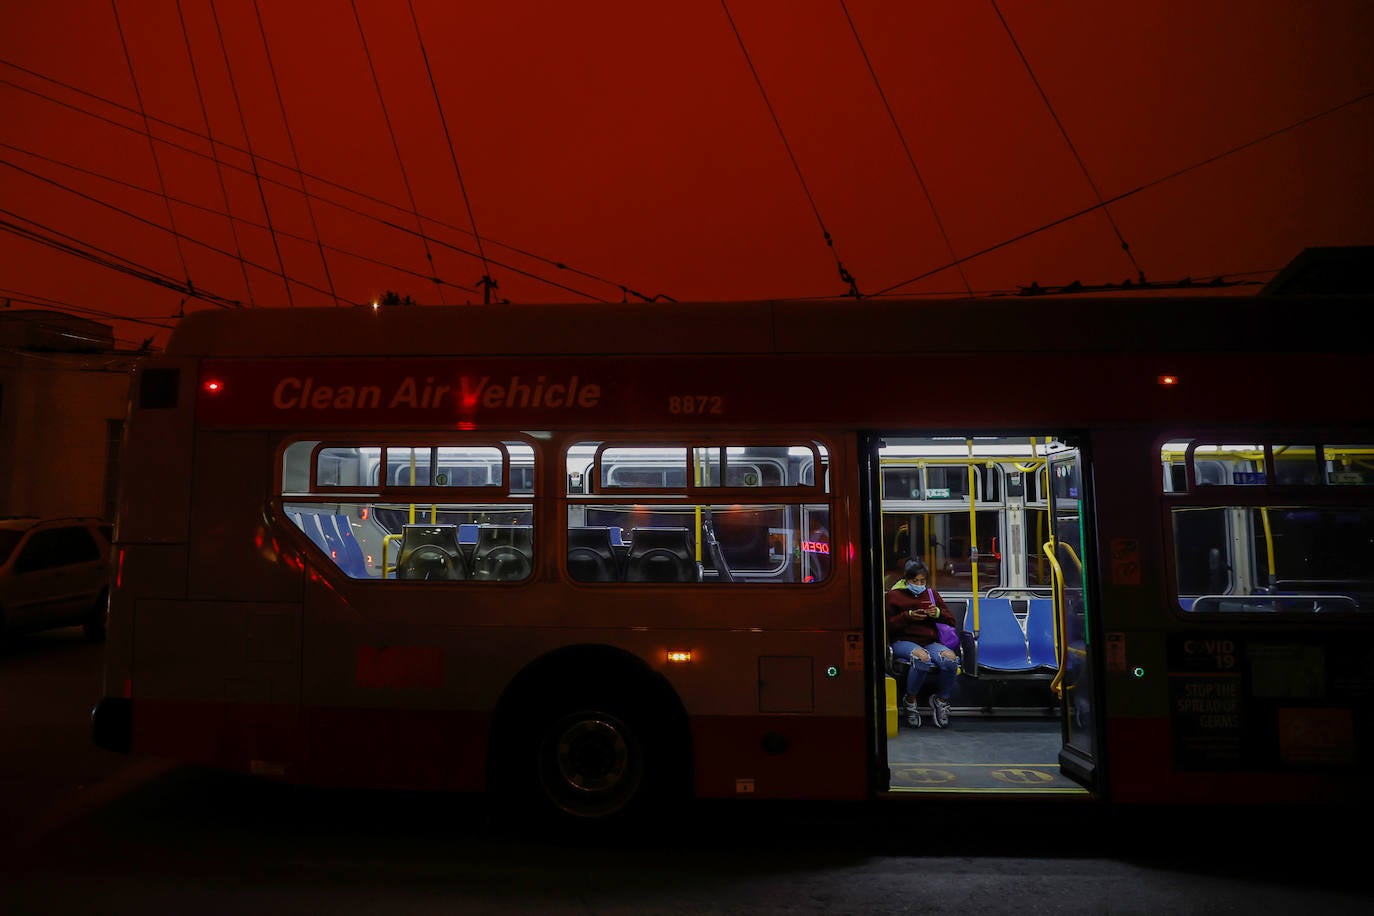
[667,395,724,415]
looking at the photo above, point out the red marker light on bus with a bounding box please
[204,379,225,394]
[667,650,693,664]
[1157,375,1178,386]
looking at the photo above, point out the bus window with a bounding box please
[565,441,831,584]
[1325,445,1374,485]
[1166,437,1374,613]
[281,439,536,581]
[1272,445,1320,486]
[1174,505,1374,613]
[881,509,1001,591]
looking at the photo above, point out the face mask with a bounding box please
[905,583,925,597]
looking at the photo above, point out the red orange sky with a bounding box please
[2,1,1372,349]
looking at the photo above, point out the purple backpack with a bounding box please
[926,589,961,653]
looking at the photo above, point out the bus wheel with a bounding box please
[536,704,645,820]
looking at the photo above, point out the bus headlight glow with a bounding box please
[667,649,693,664]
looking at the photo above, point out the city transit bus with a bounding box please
[92,279,1373,822]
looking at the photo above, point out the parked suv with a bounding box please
[0,516,113,643]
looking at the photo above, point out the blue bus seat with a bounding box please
[1026,598,1058,669]
[472,525,533,581]
[330,514,370,578]
[625,527,701,582]
[297,512,331,554]
[970,597,1033,671]
[567,526,621,582]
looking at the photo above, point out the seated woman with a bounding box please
[885,559,959,728]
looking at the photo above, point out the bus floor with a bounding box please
[886,716,1085,794]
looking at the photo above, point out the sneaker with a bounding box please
[929,696,951,728]
[903,699,922,729]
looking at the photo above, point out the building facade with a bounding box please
[0,310,138,520]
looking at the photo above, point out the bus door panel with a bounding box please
[1048,448,1099,788]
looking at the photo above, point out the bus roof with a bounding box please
[163,292,1368,359]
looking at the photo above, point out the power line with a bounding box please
[0,285,179,336]
[252,0,340,306]
[0,80,616,304]
[2,142,615,309]
[720,0,860,298]
[208,0,293,305]
[874,87,1374,297]
[0,140,483,297]
[0,57,665,301]
[0,159,352,308]
[176,0,252,306]
[0,208,239,307]
[110,0,195,296]
[408,0,499,304]
[840,0,972,299]
[350,0,447,305]
[990,0,1145,282]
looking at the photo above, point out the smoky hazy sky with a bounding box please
[2,1,1372,348]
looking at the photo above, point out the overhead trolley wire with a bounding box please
[874,86,1374,298]
[0,208,241,308]
[252,0,340,307]
[352,0,447,305]
[720,0,861,299]
[0,125,596,307]
[990,0,1145,283]
[840,0,972,299]
[0,160,353,308]
[0,58,663,304]
[109,0,195,299]
[176,0,252,306]
[408,0,499,304]
[0,140,482,300]
[0,285,179,336]
[208,0,293,306]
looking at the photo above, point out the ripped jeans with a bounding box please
[892,640,958,700]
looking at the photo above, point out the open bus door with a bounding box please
[1047,447,1099,789]
[867,433,1095,800]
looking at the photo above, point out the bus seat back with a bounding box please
[567,526,621,582]
[625,527,700,583]
[472,525,534,581]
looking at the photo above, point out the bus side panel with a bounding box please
[130,599,302,775]
[1107,713,1371,805]
[188,430,305,603]
[302,708,488,791]
[691,715,868,800]
[297,571,493,792]
[118,360,198,545]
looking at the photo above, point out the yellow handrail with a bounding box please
[966,438,980,629]
[380,532,402,579]
[1260,506,1276,585]
[1043,538,1067,699]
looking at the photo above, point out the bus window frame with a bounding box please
[587,440,828,499]
[1161,431,1374,617]
[566,437,835,586]
[300,437,535,502]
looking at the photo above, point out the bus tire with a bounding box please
[535,700,646,821]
